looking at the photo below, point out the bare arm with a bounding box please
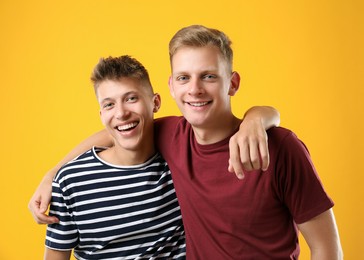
[297,209,343,260]
[44,248,71,260]
[28,129,112,224]
[228,106,280,179]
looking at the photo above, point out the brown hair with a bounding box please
[169,25,233,72]
[91,55,153,94]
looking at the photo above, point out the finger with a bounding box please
[28,198,39,212]
[35,211,59,224]
[29,198,59,224]
[228,159,244,180]
[239,142,254,172]
[229,139,245,179]
[39,194,51,213]
[259,139,270,171]
[228,158,234,173]
[29,204,57,225]
[248,140,261,170]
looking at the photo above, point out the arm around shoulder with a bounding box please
[29,129,112,224]
[228,106,280,179]
[297,208,343,260]
[243,106,280,130]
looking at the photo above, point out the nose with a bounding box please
[115,103,130,120]
[188,78,204,96]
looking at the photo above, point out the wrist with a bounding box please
[42,170,56,183]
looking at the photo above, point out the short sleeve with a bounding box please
[275,131,334,224]
[45,179,79,250]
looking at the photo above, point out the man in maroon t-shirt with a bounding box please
[158,24,342,259]
[28,24,343,259]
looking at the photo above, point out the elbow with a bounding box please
[311,244,343,260]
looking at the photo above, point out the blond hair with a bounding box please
[169,25,233,72]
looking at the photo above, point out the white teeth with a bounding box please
[117,122,138,131]
[189,102,209,107]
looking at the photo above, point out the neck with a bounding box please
[99,142,156,166]
[192,116,241,145]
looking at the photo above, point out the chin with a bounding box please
[186,118,207,128]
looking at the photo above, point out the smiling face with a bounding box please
[169,45,240,130]
[97,78,160,154]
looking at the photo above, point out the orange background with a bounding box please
[0,1,363,259]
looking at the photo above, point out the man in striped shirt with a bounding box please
[44,56,186,259]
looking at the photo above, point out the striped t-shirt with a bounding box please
[45,147,186,259]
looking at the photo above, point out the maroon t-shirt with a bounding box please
[154,116,334,259]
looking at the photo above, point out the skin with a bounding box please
[96,78,160,165]
[169,45,241,145]
[44,249,71,260]
[298,209,343,260]
[169,44,343,259]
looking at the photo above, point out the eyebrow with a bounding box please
[99,97,113,104]
[99,91,139,104]
[173,68,219,76]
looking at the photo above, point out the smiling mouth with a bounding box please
[186,101,211,107]
[116,122,138,132]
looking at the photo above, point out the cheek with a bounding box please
[169,82,183,99]
[169,86,176,99]
[221,85,232,96]
[137,104,154,120]
[99,111,110,126]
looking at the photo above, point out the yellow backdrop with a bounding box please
[1,0,362,259]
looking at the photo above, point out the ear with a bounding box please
[153,93,161,113]
[228,71,240,96]
[168,76,175,99]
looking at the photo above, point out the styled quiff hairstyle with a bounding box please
[90,55,153,95]
[169,25,233,72]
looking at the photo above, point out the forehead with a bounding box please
[171,45,228,74]
[96,78,151,99]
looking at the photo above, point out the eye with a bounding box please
[176,75,189,81]
[126,95,138,103]
[102,102,114,109]
[203,74,217,80]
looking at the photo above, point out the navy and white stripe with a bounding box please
[46,147,186,259]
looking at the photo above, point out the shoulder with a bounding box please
[266,127,312,165]
[267,127,304,150]
[146,153,170,171]
[54,148,100,182]
[154,116,190,142]
[154,116,186,130]
[267,126,294,140]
